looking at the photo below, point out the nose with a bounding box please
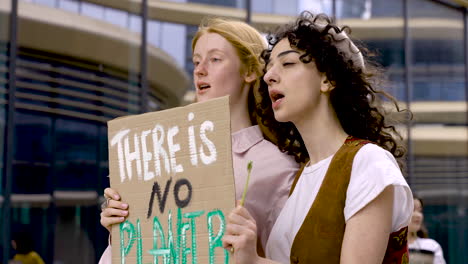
[412,210,423,220]
[194,61,207,77]
[263,68,278,85]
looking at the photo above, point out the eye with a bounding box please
[211,57,221,62]
[282,62,295,67]
[192,60,200,66]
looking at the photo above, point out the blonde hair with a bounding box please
[192,17,266,86]
[191,17,270,139]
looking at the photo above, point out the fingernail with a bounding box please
[122,211,128,216]
[120,217,125,221]
[114,195,120,200]
[121,203,128,209]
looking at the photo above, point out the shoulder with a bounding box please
[232,126,299,172]
[252,139,299,171]
[417,238,443,250]
[232,127,299,174]
[258,137,292,156]
[345,143,413,229]
[351,143,408,187]
[350,143,406,187]
[354,143,398,168]
[21,251,45,264]
[29,251,42,258]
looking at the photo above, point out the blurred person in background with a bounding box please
[408,197,446,264]
[9,228,45,264]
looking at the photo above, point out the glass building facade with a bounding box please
[1,0,467,263]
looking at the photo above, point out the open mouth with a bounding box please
[197,83,211,91]
[198,84,211,90]
[270,91,284,103]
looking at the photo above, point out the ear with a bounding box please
[320,75,334,93]
[244,71,257,83]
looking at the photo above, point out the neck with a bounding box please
[408,231,418,244]
[230,100,252,133]
[230,82,254,133]
[294,97,348,165]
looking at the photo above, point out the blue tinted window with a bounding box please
[99,126,109,190]
[0,44,7,195]
[55,118,98,190]
[13,112,52,193]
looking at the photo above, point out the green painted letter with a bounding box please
[207,210,229,264]
[149,216,169,264]
[182,210,205,264]
[120,220,136,264]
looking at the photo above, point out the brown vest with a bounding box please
[289,137,409,264]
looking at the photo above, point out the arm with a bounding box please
[100,188,128,233]
[434,242,446,264]
[98,245,113,264]
[222,205,281,264]
[98,188,127,264]
[340,186,394,264]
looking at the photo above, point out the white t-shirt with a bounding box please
[409,237,446,264]
[265,144,413,263]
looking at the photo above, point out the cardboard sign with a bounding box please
[108,96,235,264]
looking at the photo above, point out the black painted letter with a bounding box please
[147,178,172,218]
[174,178,192,209]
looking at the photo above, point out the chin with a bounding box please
[408,224,420,234]
[196,94,214,103]
[273,111,289,123]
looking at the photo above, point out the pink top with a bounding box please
[98,125,299,263]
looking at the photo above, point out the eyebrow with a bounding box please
[192,48,224,58]
[266,49,300,69]
[278,50,300,58]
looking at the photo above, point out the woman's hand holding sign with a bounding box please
[223,204,261,264]
[100,188,128,233]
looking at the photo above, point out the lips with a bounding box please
[199,84,210,90]
[269,89,284,110]
[196,81,211,94]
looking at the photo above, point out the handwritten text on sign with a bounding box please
[108,96,235,264]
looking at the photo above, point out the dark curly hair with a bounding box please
[256,12,408,168]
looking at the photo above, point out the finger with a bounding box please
[104,188,121,200]
[101,208,128,218]
[227,208,247,224]
[100,215,125,226]
[229,205,252,222]
[100,212,125,228]
[226,223,256,239]
[234,205,255,221]
[225,222,238,236]
[107,200,128,210]
[100,216,125,230]
[222,235,235,249]
[222,230,256,251]
[227,209,256,229]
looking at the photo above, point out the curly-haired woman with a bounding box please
[222,12,414,264]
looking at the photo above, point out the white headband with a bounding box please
[317,23,365,70]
